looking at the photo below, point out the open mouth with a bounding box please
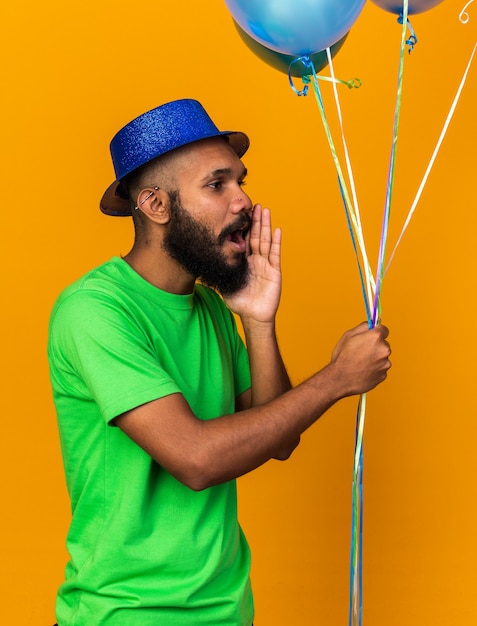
[226,225,250,245]
[221,218,251,251]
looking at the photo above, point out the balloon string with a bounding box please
[372,0,409,327]
[325,46,375,314]
[289,58,375,626]
[349,393,366,626]
[317,71,373,626]
[291,51,375,626]
[290,56,376,319]
[385,40,477,275]
[290,68,373,626]
[338,178,373,326]
[460,0,475,23]
[351,4,410,623]
[309,74,376,317]
[314,75,362,89]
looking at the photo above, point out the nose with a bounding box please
[230,187,253,215]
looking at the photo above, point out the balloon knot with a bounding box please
[397,14,418,53]
[288,56,312,96]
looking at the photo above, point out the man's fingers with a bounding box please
[249,205,274,258]
[269,227,281,270]
[248,204,262,254]
[258,207,272,256]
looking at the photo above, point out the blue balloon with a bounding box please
[370,0,444,14]
[224,0,366,56]
[234,20,349,77]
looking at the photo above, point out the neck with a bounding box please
[123,243,196,295]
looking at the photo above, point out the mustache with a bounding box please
[218,214,252,244]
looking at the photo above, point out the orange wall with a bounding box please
[2,1,476,624]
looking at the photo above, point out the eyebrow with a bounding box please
[200,166,248,182]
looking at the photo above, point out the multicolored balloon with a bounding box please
[233,21,349,77]
[223,0,365,56]
[370,0,445,14]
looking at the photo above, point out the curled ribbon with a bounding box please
[460,0,474,23]
[287,55,362,96]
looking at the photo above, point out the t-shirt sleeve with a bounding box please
[48,289,181,423]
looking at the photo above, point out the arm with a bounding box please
[114,323,391,491]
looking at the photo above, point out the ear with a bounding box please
[136,187,171,224]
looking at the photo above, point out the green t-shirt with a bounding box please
[48,257,253,626]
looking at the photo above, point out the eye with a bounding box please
[207,181,223,190]
[238,178,247,187]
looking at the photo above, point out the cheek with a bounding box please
[178,189,229,231]
[195,207,228,234]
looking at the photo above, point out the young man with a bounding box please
[48,99,391,626]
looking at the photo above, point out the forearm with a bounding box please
[242,318,291,406]
[194,361,343,488]
[241,317,298,459]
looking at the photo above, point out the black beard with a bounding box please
[162,191,251,297]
